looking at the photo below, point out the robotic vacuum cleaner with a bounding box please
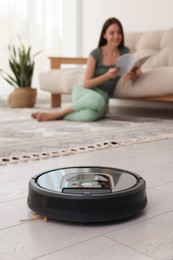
[27,166,147,223]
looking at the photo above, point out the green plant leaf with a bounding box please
[0,37,41,88]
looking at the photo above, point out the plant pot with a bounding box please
[8,88,37,108]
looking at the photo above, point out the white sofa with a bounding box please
[40,28,173,107]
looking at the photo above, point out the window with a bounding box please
[0,0,63,96]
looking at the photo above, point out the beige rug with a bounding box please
[1,108,173,165]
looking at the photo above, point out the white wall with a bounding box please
[81,0,173,56]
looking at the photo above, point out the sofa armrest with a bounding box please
[49,57,87,69]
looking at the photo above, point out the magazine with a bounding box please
[116,54,150,76]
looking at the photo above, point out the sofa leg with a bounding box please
[51,94,61,107]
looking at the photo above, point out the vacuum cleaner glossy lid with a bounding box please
[27,166,147,223]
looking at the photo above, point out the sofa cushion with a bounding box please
[142,47,173,68]
[160,28,173,49]
[40,68,85,94]
[113,67,173,98]
[124,28,173,70]
[124,32,142,53]
[136,30,164,50]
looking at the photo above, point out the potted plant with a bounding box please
[0,38,41,108]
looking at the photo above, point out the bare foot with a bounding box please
[31,106,74,122]
[37,112,63,121]
[31,112,40,119]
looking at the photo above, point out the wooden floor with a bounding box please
[0,102,173,259]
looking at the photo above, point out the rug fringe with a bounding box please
[1,135,173,165]
[0,141,118,165]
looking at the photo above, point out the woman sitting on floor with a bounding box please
[32,17,141,122]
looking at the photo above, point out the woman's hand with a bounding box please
[107,67,120,79]
[123,68,142,81]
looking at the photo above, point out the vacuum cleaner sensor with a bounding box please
[27,166,147,223]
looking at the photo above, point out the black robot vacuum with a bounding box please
[27,166,147,223]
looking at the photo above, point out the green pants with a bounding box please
[64,85,109,122]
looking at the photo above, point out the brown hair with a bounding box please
[98,17,125,48]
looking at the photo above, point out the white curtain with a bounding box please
[0,0,63,98]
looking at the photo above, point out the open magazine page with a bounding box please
[116,54,150,76]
